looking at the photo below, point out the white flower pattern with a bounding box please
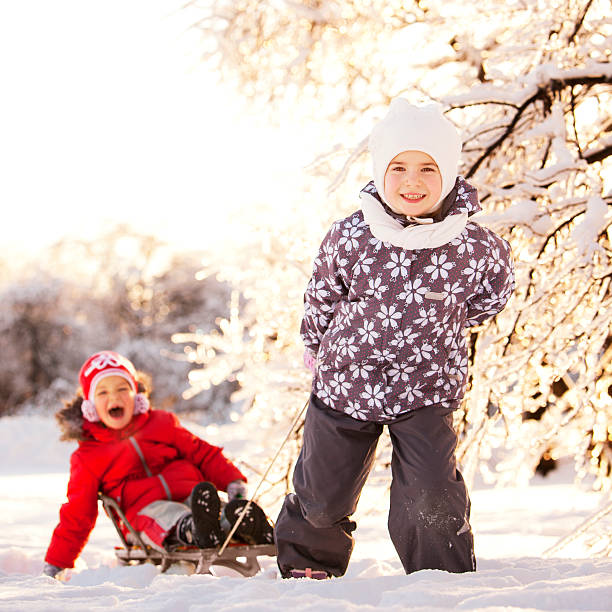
[377,303,402,329]
[385,250,414,279]
[398,277,429,304]
[424,253,454,280]
[361,383,385,409]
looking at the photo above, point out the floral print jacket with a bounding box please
[301,177,515,422]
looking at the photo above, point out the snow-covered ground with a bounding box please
[1,413,611,611]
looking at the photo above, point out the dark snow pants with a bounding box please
[275,394,476,577]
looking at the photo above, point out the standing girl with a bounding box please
[275,100,515,578]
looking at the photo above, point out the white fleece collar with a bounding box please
[359,191,468,250]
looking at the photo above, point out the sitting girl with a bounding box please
[43,350,273,578]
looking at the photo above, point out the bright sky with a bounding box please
[0,0,315,258]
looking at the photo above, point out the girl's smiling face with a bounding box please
[93,375,135,430]
[383,150,442,217]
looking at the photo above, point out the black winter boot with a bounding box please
[174,514,197,547]
[223,499,274,545]
[186,482,223,548]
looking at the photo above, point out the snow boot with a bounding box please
[181,482,223,548]
[223,499,274,545]
[173,514,198,547]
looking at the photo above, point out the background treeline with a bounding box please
[0,227,234,419]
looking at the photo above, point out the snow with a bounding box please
[445,61,612,109]
[570,196,610,259]
[1,413,612,611]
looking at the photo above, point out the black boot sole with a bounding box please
[190,482,223,548]
[224,499,274,545]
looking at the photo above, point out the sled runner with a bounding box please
[98,493,276,576]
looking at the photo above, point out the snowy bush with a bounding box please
[0,276,88,415]
[0,228,235,418]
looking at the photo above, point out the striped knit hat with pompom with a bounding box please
[79,351,149,422]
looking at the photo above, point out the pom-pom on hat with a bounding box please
[79,351,149,423]
[368,99,462,212]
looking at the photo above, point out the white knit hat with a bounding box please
[368,99,462,212]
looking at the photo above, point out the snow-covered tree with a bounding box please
[0,276,84,415]
[182,0,611,515]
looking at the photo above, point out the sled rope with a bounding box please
[542,498,612,558]
[215,396,310,558]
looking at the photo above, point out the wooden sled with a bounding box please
[98,493,277,577]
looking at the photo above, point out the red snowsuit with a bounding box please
[45,409,246,569]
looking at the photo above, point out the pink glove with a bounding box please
[303,349,317,375]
